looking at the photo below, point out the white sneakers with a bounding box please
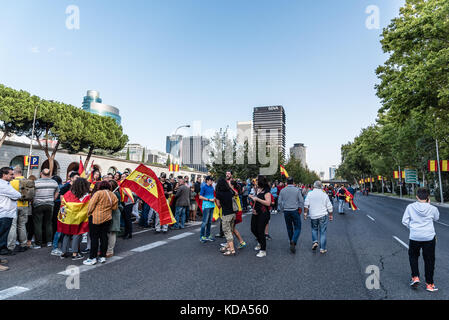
[51,248,63,256]
[254,244,261,251]
[256,250,267,258]
[83,257,106,265]
[83,258,97,266]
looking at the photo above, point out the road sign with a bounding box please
[30,156,39,168]
[405,168,418,184]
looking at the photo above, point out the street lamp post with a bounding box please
[436,139,444,204]
[27,105,38,178]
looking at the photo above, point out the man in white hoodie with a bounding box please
[402,188,439,292]
[0,167,22,271]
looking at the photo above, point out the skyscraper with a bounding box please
[253,106,286,157]
[166,135,183,163]
[181,136,210,172]
[82,90,121,125]
[290,143,307,167]
[329,165,337,180]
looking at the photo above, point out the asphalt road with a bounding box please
[1,193,448,300]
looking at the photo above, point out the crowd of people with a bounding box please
[0,165,441,292]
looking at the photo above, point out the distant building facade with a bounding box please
[82,90,121,125]
[253,106,286,157]
[290,143,307,167]
[181,136,210,173]
[329,165,337,180]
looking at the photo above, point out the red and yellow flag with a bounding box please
[394,171,399,179]
[402,171,405,179]
[441,160,449,172]
[121,164,176,225]
[428,160,437,172]
[78,157,86,178]
[343,188,358,211]
[57,191,90,235]
[280,165,289,178]
[378,176,382,181]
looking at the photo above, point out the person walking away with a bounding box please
[58,178,91,260]
[120,185,134,240]
[248,175,272,258]
[0,167,22,271]
[402,188,440,292]
[337,185,346,215]
[304,181,333,254]
[270,183,279,214]
[231,180,246,249]
[199,176,215,242]
[84,181,118,265]
[278,178,304,254]
[32,169,59,249]
[25,175,37,248]
[8,166,32,253]
[173,177,190,229]
[215,178,237,256]
[107,180,122,257]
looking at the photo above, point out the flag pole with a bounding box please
[399,165,402,198]
[27,105,38,178]
[436,139,444,204]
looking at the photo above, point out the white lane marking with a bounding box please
[57,256,124,275]
[0,286,30,300]
[436,221,449,227]
[393,236,409,249]
[195,228,202,232]
[131,241,168,253]
[133,229,151,235]
[168,232,194,240]
[367,215,375,222]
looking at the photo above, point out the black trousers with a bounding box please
[409,237,436,284]
[251,211,270,251]
[122,204,133,237]
[89,218,111,259]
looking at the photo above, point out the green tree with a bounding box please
[126,146,130,161]
[142,148,146,163]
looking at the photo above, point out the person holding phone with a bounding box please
[402,188,440,292]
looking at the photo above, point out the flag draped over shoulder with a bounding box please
[121,164,176,225]
[344,188,358,211]
[57,191,90,235]
[280,165,289,178]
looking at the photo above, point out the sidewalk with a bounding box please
[367,192,449,209]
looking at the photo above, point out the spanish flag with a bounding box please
[121,164,176,225]
[378,176,382,181]
[280,165,289,178]
[428,160,437,172]
[78,157,86,178]
[402,171,405,179]
[394,171,399,179]
[169,164,174,172]
[441,160,449,172]
[344,188,358,211]
[57,191,90,235]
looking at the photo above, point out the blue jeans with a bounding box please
[52,231,62,250]
[174,206,187,229]
[200,207,214,238]
[284,210,302,245]
[0,218,13,251]
[139,202,150,228]
[311,215,328,250]
[338,199,345,213]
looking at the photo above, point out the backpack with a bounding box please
[18,178,35,201]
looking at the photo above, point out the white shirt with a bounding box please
[304,188,333,219]
[0,179,22,219]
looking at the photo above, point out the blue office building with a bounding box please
[82,90,121,125]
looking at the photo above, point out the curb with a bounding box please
[368,193,449,209]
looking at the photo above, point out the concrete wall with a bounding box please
[0,141,207,181]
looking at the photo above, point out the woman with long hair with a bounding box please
[248,175,272,258]
[58,178,91,260]
[84,181,118,265]
[215,177,237,256]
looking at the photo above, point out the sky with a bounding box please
[0,0,405,179]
